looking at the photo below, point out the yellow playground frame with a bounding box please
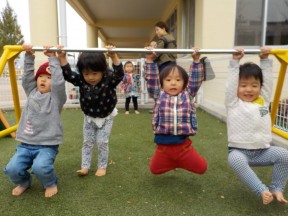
[0,45,288,139]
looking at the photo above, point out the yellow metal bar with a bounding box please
[0,45,23,76]
[270,49,288,63]
[272,127,288,139]
[270,50,288,139]
[0,124,18,138]
[0,109,16,138]
[0,48,9,77]
[270,62,287,126]
[8,59,21,122]
[0,45,23,138]
[3,45,23,57]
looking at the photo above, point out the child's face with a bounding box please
[124,63,134,73]
[82,69,103,86]
[162,69,184,96]
[37,74,51,94]
[237,77,261,102]
[150,41,157,48]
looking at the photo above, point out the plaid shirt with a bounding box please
[144,62,204,136]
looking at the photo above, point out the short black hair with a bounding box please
[76,52,107,74]
[159,65,188,90]
[239,62,263,86]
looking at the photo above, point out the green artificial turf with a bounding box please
[0,108,287,216]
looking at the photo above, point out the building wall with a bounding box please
[176,0,288,124]
[86,24,98,47]
[175,0,236,118]
[195,0,236,49]
[29,0,59,62]
[29,0,58,45]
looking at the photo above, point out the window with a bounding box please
[182,0,195,49]
[266,0,288,45]
[163,0,195,49]
[235,0,288,46]
[166,10,177,42]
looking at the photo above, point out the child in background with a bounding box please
[121,61,141,114]
[144,47,207,175]
[149,40,157,49]
[145,40,158,114]
[59,46,124,177]
[153,21,177,72]
[226,47,288,205]
[3,44,67,198]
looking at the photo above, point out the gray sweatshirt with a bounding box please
[16,54,67,145]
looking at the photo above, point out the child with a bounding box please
[59,46,124,177]
[121,61,141,114]
[149,40,157,49]
[153,21,177,72]
[3,43,67,198]
[225,47,288,205]
[144,47,207,175]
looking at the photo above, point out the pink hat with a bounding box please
[35,62,51,80]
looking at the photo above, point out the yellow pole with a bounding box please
[8,58,21,122]
[0,49,9,77]
[270,50,288,132]
[272,127,288,139]
[0,45,23,76]
[0,124,18,138]
[270,62,287,126]
[0,109,16,137]
[0,45,23,138]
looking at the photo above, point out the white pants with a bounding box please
[81,115,113,169]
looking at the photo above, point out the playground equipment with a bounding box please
[0,109,16,138]
[0,45,287,138]
[0,45,22,138]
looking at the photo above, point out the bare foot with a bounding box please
[12,185,28,196]
[272,191,288,204]
[76,169,89,176]
[261,191,273,205]
[45,185,58,198]
[95,168,106,176]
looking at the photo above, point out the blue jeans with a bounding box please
[3,143,59,188]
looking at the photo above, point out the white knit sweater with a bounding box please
[225,59,273,149]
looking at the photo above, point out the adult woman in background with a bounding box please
[153,21,177,72]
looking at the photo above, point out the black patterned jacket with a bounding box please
[62,63,124,118]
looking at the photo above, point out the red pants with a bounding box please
[149,138,207,175]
